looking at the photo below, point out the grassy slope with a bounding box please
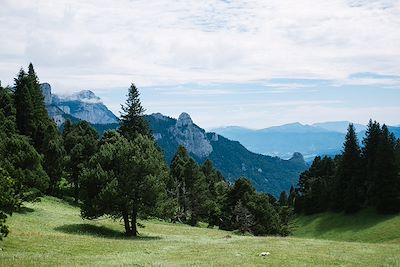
[293,209,400,244]
[0,197,399,267]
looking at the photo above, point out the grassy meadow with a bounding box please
[0,197,399,267]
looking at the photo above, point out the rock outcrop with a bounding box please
[170,112,213,158]
[40,83,118,125]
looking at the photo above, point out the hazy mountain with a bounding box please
[212,123,344,160]
[40,83,118,126]
[212,122,400,161]
[147,113,307,196]
[312,121,367,133]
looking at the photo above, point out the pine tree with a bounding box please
[80,133,168,236]
[14,70,35,138]
[119,83,151,140]
[297,156,335,214]
[373,125,400,213]
[27,63,48,125]
[63,121,99,201]
[335,124,363,213]
[362,120,382,204]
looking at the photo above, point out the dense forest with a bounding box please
[0,64,292,239]
[293,122,400,215]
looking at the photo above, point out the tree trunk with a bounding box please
[131,206,138,237]
[122,210,132,236]
[74,181,79,203]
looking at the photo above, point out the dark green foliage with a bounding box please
[14,70,35,138]
[146,114,308,197]
[13,64,64,197]
[169,146,210,226]
[362,120,382,204]
[0,135,49,201]
[279,191,288,206]
[287,186,297,208]
[63,120,99,201]
[220,177,284,235]
[335,124,363,213]
[43,126,65,195]
[1,83,50,201]
[373,126,400,213]
[298,156,335,214]
[201,159,228,227]
[0,168,18,240]
[79,133,168,236]
[296,121,400,215]
[119,83,151,140]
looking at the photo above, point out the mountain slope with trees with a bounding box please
[147,112,308,196]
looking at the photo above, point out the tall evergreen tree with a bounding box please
[297,156,335,214]
[362,120,382,204]
[334,124,363,213]
[14,69,35,138]
[373,125,400,213]
[119,83,151,140]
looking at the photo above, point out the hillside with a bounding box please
[293,209,400,244]
[1,197,399,267]
[147,113,307,196]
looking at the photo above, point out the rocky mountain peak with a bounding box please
[289,152,305,164]
[41,83,52,105]
[40,83,118,125]
[72,90,101,103]
[176,112,193,127]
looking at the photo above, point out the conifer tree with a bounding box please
[373,125,400,213]
[63,121,99,201]
[169,146,209,225]
[14,70,35,138]
[362,120,382,204]
[80,133,168,236]
[119,83,151,140]
[334,124,363,213]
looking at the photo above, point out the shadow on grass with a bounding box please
[54,223,161,240]
[294,209,397,239]
[16,206,35,214]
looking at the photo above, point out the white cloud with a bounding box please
[1,0,399,128]
[1,0,399,89]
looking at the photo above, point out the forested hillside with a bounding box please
[0,65,294,240]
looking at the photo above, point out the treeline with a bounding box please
[0,64,291,239]
[293,123,400,215]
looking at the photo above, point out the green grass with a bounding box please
[0,197,399,266]
[293,209,400,244]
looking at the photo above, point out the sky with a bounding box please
[0,0,399,129]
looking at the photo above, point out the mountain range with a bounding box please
[40,84,399,195]
[40,83,307,196]
[212,123,400,161]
